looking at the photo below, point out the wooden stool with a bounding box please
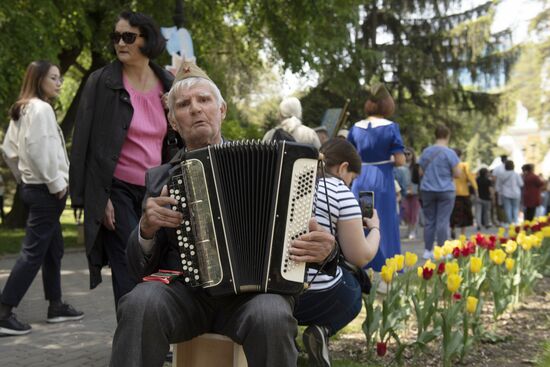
[172,333,248,367]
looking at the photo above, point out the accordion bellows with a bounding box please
[168,140,319,296]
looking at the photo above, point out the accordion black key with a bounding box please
[168,140,319,297]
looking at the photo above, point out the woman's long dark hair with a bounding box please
[9,60,56,121]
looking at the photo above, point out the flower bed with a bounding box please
[363,216,550,367]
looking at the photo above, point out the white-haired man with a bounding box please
[109,62,335,367]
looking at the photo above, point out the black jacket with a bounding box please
[69,60,176,289]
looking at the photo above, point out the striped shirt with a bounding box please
[307,176,362,291]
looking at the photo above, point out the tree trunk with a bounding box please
[4,184,28,228]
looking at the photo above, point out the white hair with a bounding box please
[167,77,226,122]
[279,97,302,120]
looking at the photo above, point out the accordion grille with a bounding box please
[212,142,279,291]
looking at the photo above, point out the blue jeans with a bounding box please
[502,196,520,224]
[420,191,455,251]
[294,268,362,336]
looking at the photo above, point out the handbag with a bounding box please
[340,257,372,294]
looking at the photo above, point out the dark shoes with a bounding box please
[47,303,84,324]
[0,313,32,336]
[302,325,331,367]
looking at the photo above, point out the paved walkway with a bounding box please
[0,248,115,367]
[0,225,497,366]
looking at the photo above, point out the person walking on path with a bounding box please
[498,160,523,224]
[401,148,421,239]
[521,164,543,221]
[417,125,461,260]
[0,60,83,336]
[450,148,478,238]
[69,11,179,309]
[475,167,493,230]
[0,174,4,223]
[347,83,405,272]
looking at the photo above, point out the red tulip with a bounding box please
[475,233,484,245]
[422,267,434,280]
[499,237,508,244]
[452,247,461,258]
[377,341,387,356]
[437,262,446,275]
[453,292,462,300]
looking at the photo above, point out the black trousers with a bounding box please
[1,184,66,307]
[100,178,144,307]
[524,207,536,221]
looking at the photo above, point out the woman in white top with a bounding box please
[294,138,380,366]
[0,60,83,336]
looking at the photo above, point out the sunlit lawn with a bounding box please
[0,206,84,256]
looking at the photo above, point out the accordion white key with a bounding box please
[168,140,319,296]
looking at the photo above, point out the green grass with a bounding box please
[0,207,84,256]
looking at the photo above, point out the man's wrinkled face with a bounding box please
[170,81,226,150]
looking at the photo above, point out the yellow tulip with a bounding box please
[542,227,550,238]
[520,239,532,251]
[459,234,466,243]
[533,234,543,248]
[442,242,454,256]
[489,249,507,265]
[447,273,462,293]
[445,262,460,275]
[417,266,423,278]
[385,258,397,273]
[503,240,517,254]
[394,254,405,271]
[405,252,418,267]
[424,259,436,271]
[466,296,478,314]
[433,246,444,261]
[505,258,515,272]
[498,227,506,237]
[469,257,482,273]
[380,265,394,284]
[517,232,526,245]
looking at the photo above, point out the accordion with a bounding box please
[168,141,319,297]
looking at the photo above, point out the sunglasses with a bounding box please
[110,32,144,44]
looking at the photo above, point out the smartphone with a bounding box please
[359,191,374,219]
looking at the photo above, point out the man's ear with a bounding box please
[220,102,227,120]
[168,115,177,131]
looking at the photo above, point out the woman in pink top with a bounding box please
[70,11,180,309]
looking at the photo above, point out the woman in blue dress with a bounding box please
[348,83,405,271]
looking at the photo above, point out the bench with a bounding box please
[172,333,248,367]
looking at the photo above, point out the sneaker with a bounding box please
[47,303,84,323]
[422,249,434,260]
[0,313,31,336]
[302,325,331,367]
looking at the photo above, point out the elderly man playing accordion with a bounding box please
[109,62,336,367]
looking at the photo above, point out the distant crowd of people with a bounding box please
[0,9,548,367]
[393,143,546,260]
